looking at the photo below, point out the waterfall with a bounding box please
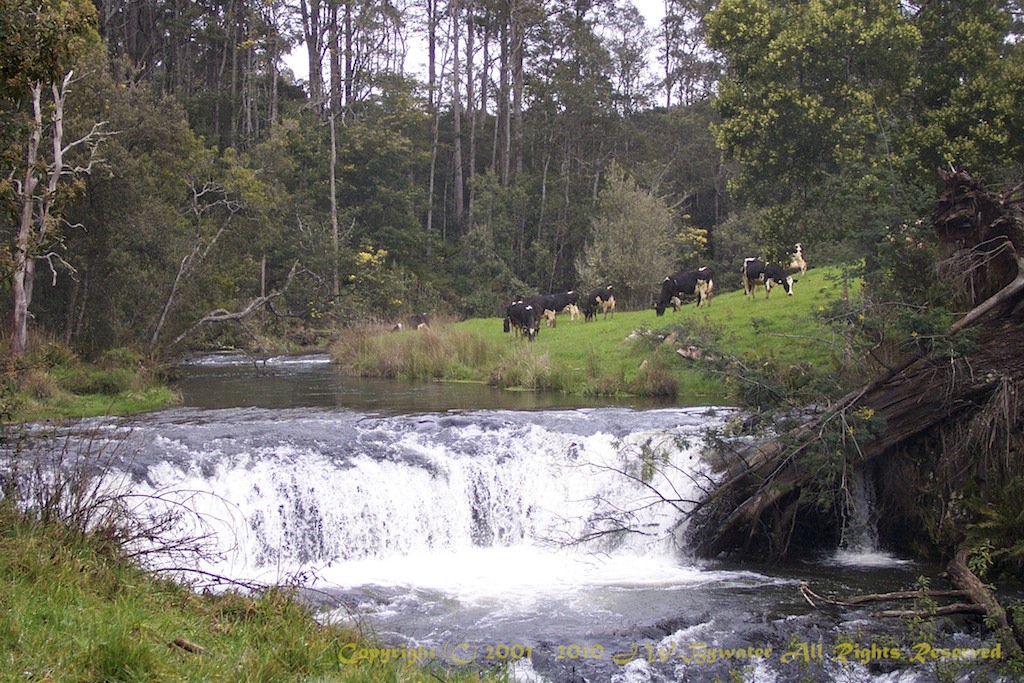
[117,407,727,582]
[839,467,879,552]
[832,465,909,567]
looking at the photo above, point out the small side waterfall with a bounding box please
[839,467,879,553]
[832,465,909,567]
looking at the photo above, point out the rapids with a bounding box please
[31,354,1013,682]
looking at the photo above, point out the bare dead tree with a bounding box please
[171,261,304,347]
[148,181,242,352]
[9,71,110,356]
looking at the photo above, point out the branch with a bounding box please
[949,255,1024,333]
[875,604,987,618]
[171,262,303,346]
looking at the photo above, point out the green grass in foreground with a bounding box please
[0,508,507,683]
[333,265,860,404]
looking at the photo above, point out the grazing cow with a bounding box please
[414,312,430,330]
[582,286,616,320]
[543,290,582,325]
[789,243,808,275]
[525,291,581,327]
[654,267,714,316]
[742,257,796,299]
[502,300,539,341]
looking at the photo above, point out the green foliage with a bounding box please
[706,0,1023,263]
[902,0,1024,183]
[706,0,921,225]
[0,0,99,94]
[576,163,677,309]
[961,491,1024,579]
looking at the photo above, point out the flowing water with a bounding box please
[41,355,1013,681]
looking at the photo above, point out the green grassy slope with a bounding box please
[0,511,505,683]
[336,265,858,403]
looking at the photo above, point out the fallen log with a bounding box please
[800,570,1020,650]
[798,581,971,608]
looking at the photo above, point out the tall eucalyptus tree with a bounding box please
[659,0,719,106]
[1,0,106,356]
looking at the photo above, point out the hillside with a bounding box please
[334,264,860,404]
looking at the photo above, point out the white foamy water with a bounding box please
[61,395,957,683]
[828,549,914,568]
[125,408,728,584]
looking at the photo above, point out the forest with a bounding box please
[3,0,1021,360]
[4,0,1024,655]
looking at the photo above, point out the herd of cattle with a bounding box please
[503,244,809,341]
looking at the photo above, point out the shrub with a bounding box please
[57,367,136,396]
[19,369,61,400]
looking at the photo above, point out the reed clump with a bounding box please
[332,323,501,382]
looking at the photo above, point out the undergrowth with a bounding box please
[2,336,179,421]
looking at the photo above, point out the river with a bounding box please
[70,354,1013,681]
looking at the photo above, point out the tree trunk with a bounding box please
[510,0,525,178]
[497,8,510,183]
[466,0,476,230]
[300,0,326,104]
[450,0,465,233]
[330,111,340,298]
[10,84,44,356]
[946,549,1024,656]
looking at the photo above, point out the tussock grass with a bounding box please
[332,324,497,381]
[332,265,858,404]
[4,337,180,421]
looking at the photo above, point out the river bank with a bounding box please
[4,343,179,422]
[0,504,506,683]
[330,265,859,406]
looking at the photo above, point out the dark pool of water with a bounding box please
[172,352,676,413]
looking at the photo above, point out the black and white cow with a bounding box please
[654,267,714,316]
[502,300,539,341]
[742,257,795,299]
[530,290,581,327]
[582,286,615,321]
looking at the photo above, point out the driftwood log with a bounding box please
[690,168,1024,562]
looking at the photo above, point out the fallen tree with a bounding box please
[689,167,1024,594]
